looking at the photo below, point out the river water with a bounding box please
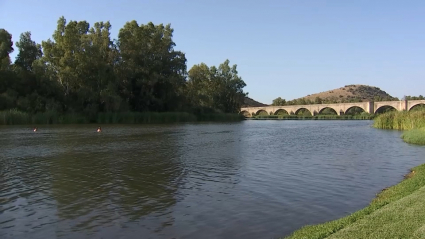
[1,121,425,239]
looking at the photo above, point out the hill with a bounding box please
[297,84,397,103]
[243,96,268,107]
[244,85,398,107]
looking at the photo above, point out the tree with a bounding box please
[272,97,286,106]
[314,96,322,104]
[186,63,212,112]
[0,18,249,117]
[117,21,187,112]
[0,29,17,110]
[187,60,247,113]
[41,17,121,116]
[0,29,13,70]
[15,32,42,71]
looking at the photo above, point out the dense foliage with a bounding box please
[0,17,247,121]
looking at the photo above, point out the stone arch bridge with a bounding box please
[240,100,425,117]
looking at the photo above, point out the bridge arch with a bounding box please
[295,108,312,116]
[274,109,289,115]
[375,105,397,114]
[256,109,268,116]
[409,103,425,111]
[345,106,366,115]
[318,107,338,115]
[240,110,251,117]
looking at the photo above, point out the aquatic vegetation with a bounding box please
[0,110,243,125]
[401,128,425,145]
[373,110,425,130]
[373,109,425,145]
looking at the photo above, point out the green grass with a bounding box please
[0,110,243,125]
[401,128,425,145]
[285,164,425,239]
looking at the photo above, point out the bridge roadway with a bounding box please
[240,100,425,117]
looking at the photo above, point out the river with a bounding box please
[1,121,425,239]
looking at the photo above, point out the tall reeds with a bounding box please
[0,110,243,125]
[0,109,31,125]
[373,110,425,130]
[373,109,425,145]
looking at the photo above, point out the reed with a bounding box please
[373,110,425,130]
[96,112,197,124]
[0,110,243,125]
[0,109,31,125]
[373,109,425,145]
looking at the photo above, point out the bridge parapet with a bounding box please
[240,100,425,117]
[241,102,373,116]
[407,100,425,111]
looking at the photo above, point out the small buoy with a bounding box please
[97,127,102,133]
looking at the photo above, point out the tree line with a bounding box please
[0,17,247,120]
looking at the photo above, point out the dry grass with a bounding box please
[296,84,394,102]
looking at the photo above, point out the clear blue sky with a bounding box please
[1,0,424,104]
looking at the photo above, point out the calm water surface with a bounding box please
[1,121,425,239]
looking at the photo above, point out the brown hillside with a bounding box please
[294,84,398,103]
[243,96,268,107]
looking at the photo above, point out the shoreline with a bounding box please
[285,111,425,238]
[285,163,425,239]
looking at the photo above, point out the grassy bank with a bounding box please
[401,128,425,145]
[250,114,374,120]
[285,164,425,239]
[0,109,243,125]
[286,110,425,238]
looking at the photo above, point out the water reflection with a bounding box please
[1,122,425,239]
[0,126,188,238]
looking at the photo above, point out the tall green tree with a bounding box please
[117,21,187,112]
[187,60,247,113]
[15,32,42,71]
[186,63,212,111]
[0,29,17,110]
[0,29,13,70]
[41,17,120,116]
[12,31,63,113]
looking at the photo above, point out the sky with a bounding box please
[1,0,424,104]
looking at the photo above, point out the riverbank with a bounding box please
[286,164,425,239]
[0,110,243,125]
[285,110,425,238]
